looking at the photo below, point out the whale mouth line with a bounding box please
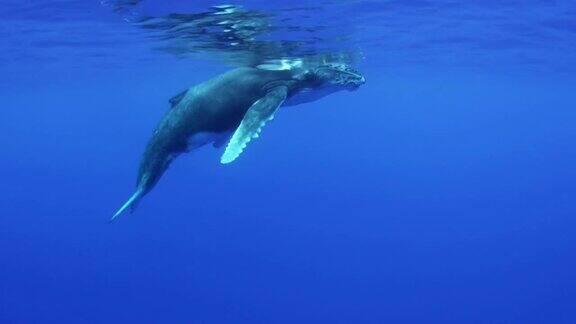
[347,83,361,91]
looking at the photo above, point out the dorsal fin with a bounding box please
[168,89,188,108]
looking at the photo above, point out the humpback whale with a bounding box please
[112,63,365,221]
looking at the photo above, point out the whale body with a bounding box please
[112,64,365,221]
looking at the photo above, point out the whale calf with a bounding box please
[112,63,365,221]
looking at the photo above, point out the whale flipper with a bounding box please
[221,86,287,164]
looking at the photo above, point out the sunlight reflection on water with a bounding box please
[1,0,575,74]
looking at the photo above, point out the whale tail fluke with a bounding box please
[110,188,144,223]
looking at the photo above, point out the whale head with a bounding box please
[313,63,366,91]
[284,62,366,107]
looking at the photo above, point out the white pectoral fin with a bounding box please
[221,86,288,164]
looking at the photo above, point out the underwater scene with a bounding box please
[1,0,575,323]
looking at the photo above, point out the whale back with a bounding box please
[171,68,294,133]
[168,89,188,108]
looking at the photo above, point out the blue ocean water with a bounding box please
[1,1,576,323]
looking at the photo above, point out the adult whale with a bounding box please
[111,63,366,221]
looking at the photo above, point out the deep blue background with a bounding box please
[1,1,576,323]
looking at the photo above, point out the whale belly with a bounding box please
[187,131,231,150]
